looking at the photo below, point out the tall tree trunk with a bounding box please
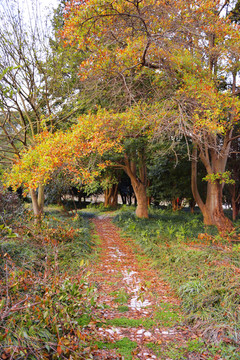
[30,189,41,218]
[191,145,233,232]
[132,181,148,218]
[111,183,118,207]
[123,153,148,218]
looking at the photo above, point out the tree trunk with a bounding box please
[37,184,44,213]
[232,200,239,221]
[204,181,233,231]
[191,145,233,232]
[231,185,239,221]
[148,196,151,207]
[104,189,111,207]
[111,184,118,207]
[104,184,118,207]
[172,199,178,211]
[124,153,148,218]
[120,193,126,204]
[172,198,182,211]
[189,199,196,213]
[30,189,41,218]
[133,182,148,218]
[128,194,132,205]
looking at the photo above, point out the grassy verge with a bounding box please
[114,207,240,358]
[0,206,99,359]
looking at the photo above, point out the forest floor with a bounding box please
[85,215,202,360]
[2,207,238,359]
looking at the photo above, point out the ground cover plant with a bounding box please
[114,207,240,358]
[0,207,101,360]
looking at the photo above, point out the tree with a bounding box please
[61,0,240,231]
[0,0,84,216]
[4,107,157,218]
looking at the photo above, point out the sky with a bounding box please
[21,0,60,17]
[39,0,59,12]
[8,0,61,38]
[0,0,60,26]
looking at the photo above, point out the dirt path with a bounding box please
[87,216,197,359]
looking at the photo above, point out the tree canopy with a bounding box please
[3,0,240,229]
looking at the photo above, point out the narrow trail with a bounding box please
[88,216,197,360]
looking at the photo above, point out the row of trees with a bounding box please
[1,0,240,232]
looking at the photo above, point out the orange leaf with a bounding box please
[57,342,62,356]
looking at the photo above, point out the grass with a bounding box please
[154,308,182,326]
[117,305,130,312]
[114,207,240,358]
[96,337,137,360]
[106,317,156,328]
[147,339,240,360]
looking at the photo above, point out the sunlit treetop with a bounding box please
[61,0,240,81]
[60,0,240,139]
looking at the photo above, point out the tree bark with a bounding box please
[123,153,148,218]
[191,145,233,232]
[104,183,118,207]
[204,181,233,231]
[37,184,44,213]
[232,200,239,221]
[133,182,148,218]
[30,189,41,218]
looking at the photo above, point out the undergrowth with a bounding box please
[114,207,240,358]
[0,207,99,359]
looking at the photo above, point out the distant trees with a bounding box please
[148,142,206,212]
